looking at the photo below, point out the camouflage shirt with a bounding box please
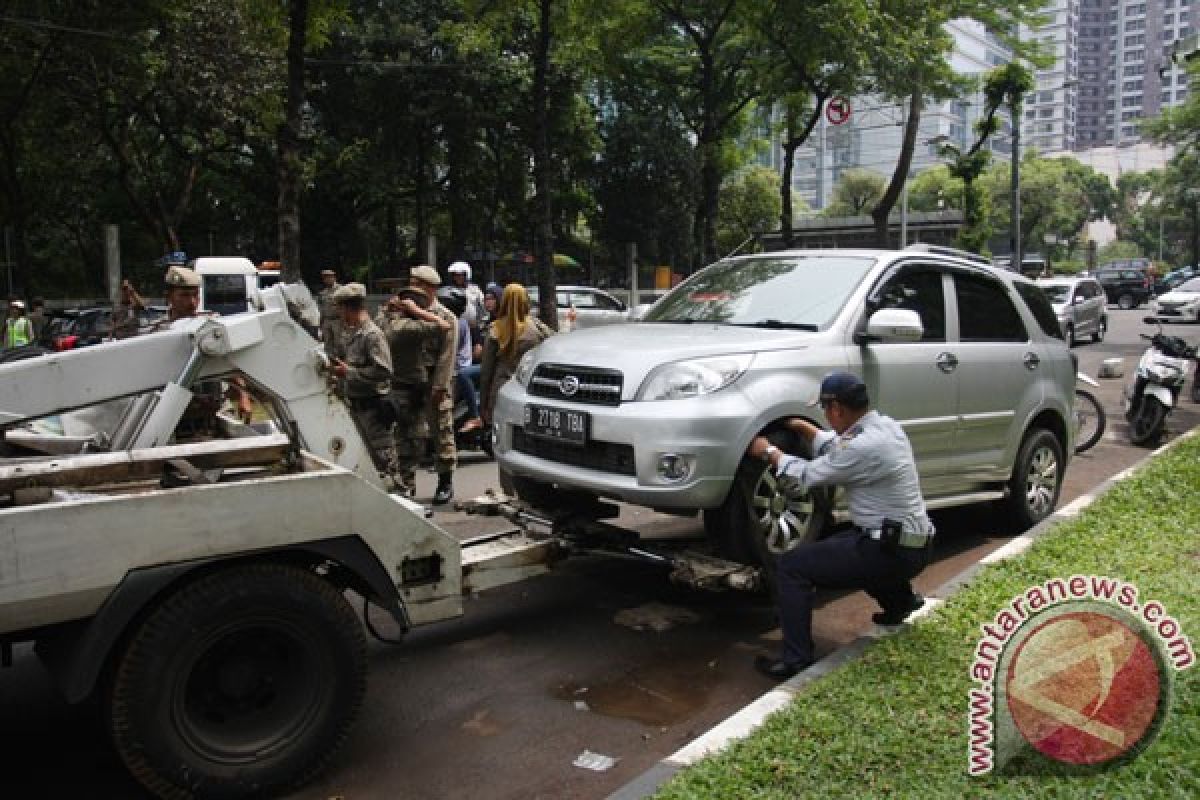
[329,318,392,399]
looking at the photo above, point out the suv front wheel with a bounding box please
[704,439,831,567]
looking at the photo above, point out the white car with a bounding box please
[526,285,631,330]
[1151,277,1200,323]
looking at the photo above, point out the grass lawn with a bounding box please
[655,435,1200,799]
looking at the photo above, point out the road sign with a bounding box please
[826,97,851,125]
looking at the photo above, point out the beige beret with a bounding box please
[333,282,367,301]
[164,265,201,288]
[409,265,441,286]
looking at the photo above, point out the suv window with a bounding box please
[874,268,946,341]
[956,273,1028,342]
[1014,281,1064,340]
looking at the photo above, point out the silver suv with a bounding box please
[494,247,1075,562]
[1036,276,1107,345]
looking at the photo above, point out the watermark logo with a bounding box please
[967,575,1192,775]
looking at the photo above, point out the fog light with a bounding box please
[656,453,694,482]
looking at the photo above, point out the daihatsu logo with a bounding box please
[559,375,580,397]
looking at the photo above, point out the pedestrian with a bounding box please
[28,298,47,343]
[151,266,255,435]
[479,283,554,427]
[2,299,33,349]
[745,371,935,680]
[375,285,451,497]
[317,268,342,346]
[327,282,398,485]
[437,286,482,434]
[112,280,146,339]
[409,265,459,505]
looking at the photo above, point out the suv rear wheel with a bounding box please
[1003,429,1063,530]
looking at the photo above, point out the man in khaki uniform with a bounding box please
[317,269,342,347]
[151,266,254,436]
[410,265,458,505]
[327,282,397,485]
[375,286,451,498]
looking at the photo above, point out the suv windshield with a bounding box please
[644,255,876,328]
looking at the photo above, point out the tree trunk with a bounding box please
[871,91,922,248]
[277,0,308,282]
[532,0,557,329]
[780,100,826,248]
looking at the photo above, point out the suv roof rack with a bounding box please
[903,243,993,267]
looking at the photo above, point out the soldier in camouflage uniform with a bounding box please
[375,286,451,498]
[317,269,342,348]
[326,282,397,485]
[410,265,458,505]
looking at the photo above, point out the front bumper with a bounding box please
[493,383,759,510]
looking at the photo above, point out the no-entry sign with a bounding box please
[826,96,851,125]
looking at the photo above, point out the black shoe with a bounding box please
[754,654,812,680]
[433,481,454,506]
[872,594,925,626]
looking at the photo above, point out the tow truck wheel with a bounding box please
[107,563,366,800]
[704,441,830,568]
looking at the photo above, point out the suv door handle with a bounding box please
[936,352,958,373]
[1023,351,1041,370]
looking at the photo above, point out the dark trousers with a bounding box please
[777,528,929,666]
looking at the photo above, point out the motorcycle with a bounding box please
[1122,317,1198,446]
[1073,372,1105,455]
[453,368,492,457]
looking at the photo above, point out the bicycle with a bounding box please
[1073,374,1106,454]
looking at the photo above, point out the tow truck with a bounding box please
[0,283,760,798]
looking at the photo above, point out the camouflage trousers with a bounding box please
[391,384,431,496]
[346,395,398,485]
[428,389,456,475]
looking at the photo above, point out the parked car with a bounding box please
[526,285,630,330]
[1155,266,1197,295]
[50,305,170,351]
[494,246,1075,564]
[1095,265,1154,309]
[1150,276,1200,323]
[1036,275,1108,344]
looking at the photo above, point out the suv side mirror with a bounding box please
[861,308,924,343]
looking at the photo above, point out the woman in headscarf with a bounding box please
[479,283,554,425]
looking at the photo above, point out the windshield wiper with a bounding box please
[735,319,819,331]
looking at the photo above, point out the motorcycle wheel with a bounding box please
[1129,396,1167,446]
[1072,389,1106,454]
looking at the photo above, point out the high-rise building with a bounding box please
[1047,0,1190,150]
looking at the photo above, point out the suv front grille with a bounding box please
[512,428,636,475]
[528,364,623,406]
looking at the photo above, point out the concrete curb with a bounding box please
[607,427,1198,800]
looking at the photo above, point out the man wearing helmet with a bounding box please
[447,261,485,332]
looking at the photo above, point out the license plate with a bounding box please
[524,404,589,445]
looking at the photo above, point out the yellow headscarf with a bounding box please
[494,283,531,361]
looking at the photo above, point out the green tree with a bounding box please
[906,165,964,212]
[824,168,885,217]
[716,165,781,255]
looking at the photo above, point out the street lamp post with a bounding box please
[1011,107,1022,272]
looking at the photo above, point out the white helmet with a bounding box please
[447,261,471,281]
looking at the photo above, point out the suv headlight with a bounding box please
[636,354,753,401]
[514,349,538,386]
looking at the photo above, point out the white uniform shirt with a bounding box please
[775,410,933,535]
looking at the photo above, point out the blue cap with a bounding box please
[819,371,868,405]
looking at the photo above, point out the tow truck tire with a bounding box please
[107,563,366,800]
[1002,428,1063,530]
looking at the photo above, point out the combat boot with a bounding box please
[433,473,454,505]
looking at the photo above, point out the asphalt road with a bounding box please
[2,307,1196,799]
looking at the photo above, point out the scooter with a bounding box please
[1122,317,1197,446]
[453,370,492,457]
